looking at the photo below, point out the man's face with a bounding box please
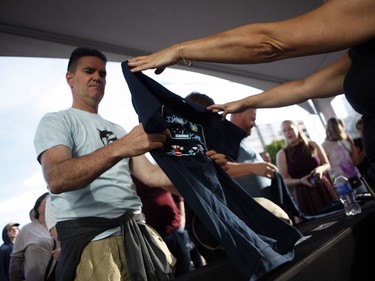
[66,56,107,110]
[7,226,19,240]
[241,109,257,137]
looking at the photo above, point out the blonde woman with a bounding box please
[276,120,337,216]
[322,117,367,193]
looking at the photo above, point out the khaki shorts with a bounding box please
[75,236,130,281]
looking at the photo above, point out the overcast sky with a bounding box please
[0,56,317,230]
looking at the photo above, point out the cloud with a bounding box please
[0,171,47,229]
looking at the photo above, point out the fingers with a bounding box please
[207,104,229,120]
[126,124,169,154]
[206,150,228,169]
[205,150,217,157]
[213,156,228,167]
[207,104,224,113]
[128,62,165,74]
[128,47,173,73]
[265,164,277,179]
[155,67,166,75]
[129,64,149,73]
[147,132,169,149]
[127,57,155,73]
[52,248,61,258]
[221,111,229,120]
[162,128,171,138]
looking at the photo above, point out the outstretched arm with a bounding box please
[128,0,375,73]
[208,52,351,119]
[226,161,277,179]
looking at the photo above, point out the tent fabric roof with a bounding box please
[0,0,344,92]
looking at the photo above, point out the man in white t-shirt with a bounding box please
[33,48,176,281]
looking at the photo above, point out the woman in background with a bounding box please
[277,120,337,216]
[322,117,367,193]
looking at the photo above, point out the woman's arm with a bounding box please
[128,0,375,73]
[346,135,362,165]
[310,141,331,177]
[209,52,351,118]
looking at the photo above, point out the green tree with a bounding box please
[265,139,286,165]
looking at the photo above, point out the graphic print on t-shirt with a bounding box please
[162,106,207,157]
[98,128,118,145]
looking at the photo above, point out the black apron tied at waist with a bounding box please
[56,213,174,281]
[122,214,174,281]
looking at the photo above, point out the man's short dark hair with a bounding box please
[67,47,107,72]
[33,192,49,219]
[185,92,215,107]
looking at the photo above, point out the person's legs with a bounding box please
[189,244,206,269]
[163,229,191,277]
[75,236,129,281]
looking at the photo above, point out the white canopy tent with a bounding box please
[0,0,344,119]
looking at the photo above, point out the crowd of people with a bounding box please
[2,107,365,280]
[1,193,58,281]
[4,0,375,279]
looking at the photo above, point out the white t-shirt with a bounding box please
[235,138,271,197]
[34,108,142,222]
[45,196,55,231]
